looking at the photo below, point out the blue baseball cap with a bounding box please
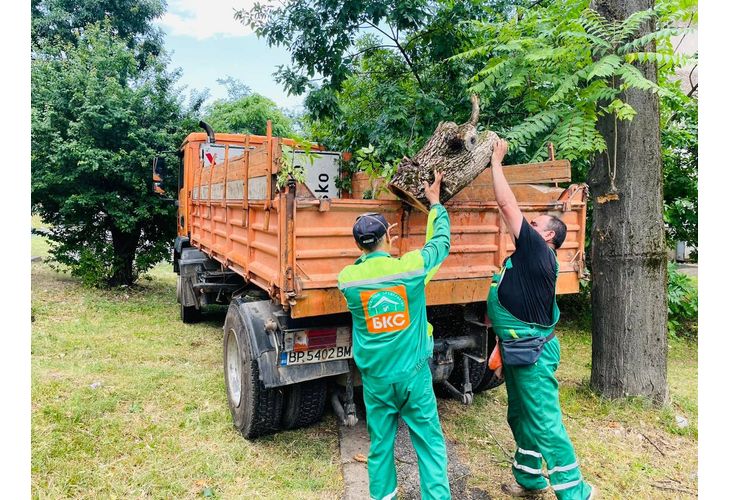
[353,213,389,247]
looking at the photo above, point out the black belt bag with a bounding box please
[501,332,555,366]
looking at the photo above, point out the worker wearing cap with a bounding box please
[487,139,595,499]
[337,172,451,500]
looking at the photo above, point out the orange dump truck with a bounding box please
[153,121,588,439]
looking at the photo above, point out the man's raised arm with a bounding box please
[420,172,451,282]
[490,139,523,240]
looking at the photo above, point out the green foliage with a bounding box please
[454,1,695,165]
[661,81,698,251]
[240,0,518,177]
[204,93,295,137]
[667,263,698,338]
[303,36,449,164]
[237,0,436,94]
[277,137,319,189]
[32,22,199,286]
[31,0,166,65]
[354,145,399,199]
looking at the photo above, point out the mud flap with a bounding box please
[231,299,350,389]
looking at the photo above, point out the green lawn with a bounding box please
[31,261,343,499]
[31,215,51,259]
[440,321,698,499]
[32,249,698,499]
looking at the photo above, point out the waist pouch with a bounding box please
[501,332,555,366]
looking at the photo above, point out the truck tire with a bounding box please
[437,352,488,397]
[223,305,283,439]
[281,379,328,430]
[431,309,488,398]
[177,275,200,323]
[473,327,505,393]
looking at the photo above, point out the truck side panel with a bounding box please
[289,197,586,318]
[181,132,587,321]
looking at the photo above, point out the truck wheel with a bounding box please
[446,352,488,394]
[177,275,200,323]
[281,379,328,430]
[474,327,505,393]
[223,305,283,438]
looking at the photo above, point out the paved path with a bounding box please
[339,417,491,499]
[676,263,697,277]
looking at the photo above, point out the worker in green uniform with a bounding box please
[337,172,451,500]
[487,139,597,499]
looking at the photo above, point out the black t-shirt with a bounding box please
[497,218,558,326]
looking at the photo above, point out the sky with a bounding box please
[155,0,305,110]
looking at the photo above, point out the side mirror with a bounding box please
[152,156,166,194]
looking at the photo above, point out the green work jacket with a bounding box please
[337,204,451,384]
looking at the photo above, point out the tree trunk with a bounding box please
[388,95,499,212]
[109,225,141,286]
[588,0,668,404]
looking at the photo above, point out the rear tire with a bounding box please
[178,275,200,323]
[223,304,283,438]
[281,379,328,430]
[435,351,488,398]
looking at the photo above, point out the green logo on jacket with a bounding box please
[367,290,406,316]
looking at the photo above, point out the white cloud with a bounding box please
[158,0,269,39]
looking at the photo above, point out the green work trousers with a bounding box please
[362,364,451,500]
[503,337,592,500]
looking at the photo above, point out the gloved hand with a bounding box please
[488,337,503,379]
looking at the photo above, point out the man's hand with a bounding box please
[491,139,509,167]
[423,171,444,206]
[386,222,399,246]
[489,138,522,239]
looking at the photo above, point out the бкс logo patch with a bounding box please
[360,285,411,334]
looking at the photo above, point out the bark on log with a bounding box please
[388,95,499,212]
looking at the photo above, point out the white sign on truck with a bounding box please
[294,151,340,199]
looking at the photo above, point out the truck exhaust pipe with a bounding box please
[199,121,216,144]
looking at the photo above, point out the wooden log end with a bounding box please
[387,182,430,214]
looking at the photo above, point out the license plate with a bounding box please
[280,346,352,366]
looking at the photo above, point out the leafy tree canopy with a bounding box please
[31,0,166,61]
[203,89,295,137]
[32,21,201,286]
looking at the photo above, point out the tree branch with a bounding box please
[672,12,695,56]
[365,21,424,91]
[346,44,398,60]
[687,63,697,97]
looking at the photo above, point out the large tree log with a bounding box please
[388,94,499,212]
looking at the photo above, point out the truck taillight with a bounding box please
[283,327,351,353]
[306,328,338,349]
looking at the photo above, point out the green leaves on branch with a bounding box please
[277,138,319,189]
[204,93,295,137]
[456,3,695,164]
[667,263,698,338]
[355,145,398,199]
[32,22,197,286]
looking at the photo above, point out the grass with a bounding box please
[32,244,698,499]
[31,261,343,499]
[440,321,698,499]
[31,215,51,259]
